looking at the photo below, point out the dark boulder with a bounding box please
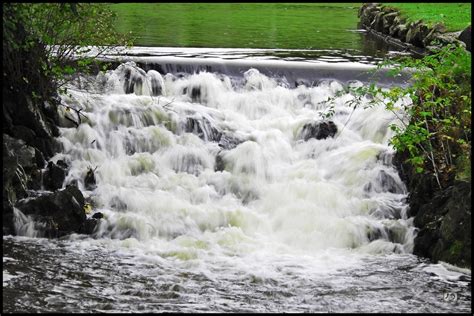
[371,11,386,32]
[92,212,104,219]
[11,125,37,145]
[83,218,100,235]
[458,25,471,51]
[397,23,409,40]
[3,134,37,171]
[43,160,68,191]
[413,181,471,268]
[3,202,15,235]
[359,4,381,28]
[382,12,399,34]
[406,21,430,47]
[14,184,86,237]
[3,134,37,204]
[432,181,471,267]
[84,167,97,190]
[299,121,337,141]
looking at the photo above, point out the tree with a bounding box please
[3,3,133,95]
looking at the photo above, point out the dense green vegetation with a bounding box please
[342,45,471,189]
[109,3,362,49]
[3,3,132,97]
[383,3,471,31]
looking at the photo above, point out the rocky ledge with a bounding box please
[395,152,471,269]
[359,3,471,55]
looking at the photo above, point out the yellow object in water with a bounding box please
[83,203,92,214]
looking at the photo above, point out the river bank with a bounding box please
[359,3,471,269]
[358,3,471,56]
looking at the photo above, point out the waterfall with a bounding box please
[53,60,415,259]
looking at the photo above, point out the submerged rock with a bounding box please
[364,169,405,194]
[184,116,222,142]
[299,121,337,141]
[215,151,226,172]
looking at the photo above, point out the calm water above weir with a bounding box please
[3,3,471,313]
[109,3,402,58]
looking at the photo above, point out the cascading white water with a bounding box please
[51,61,416,270]
[5,59,471,313]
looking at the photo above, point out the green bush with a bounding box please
[3,3,133,96]
[329,45,471,189]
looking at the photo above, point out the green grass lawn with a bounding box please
[383,3,471,31]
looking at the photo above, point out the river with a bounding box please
[3,4,471,313]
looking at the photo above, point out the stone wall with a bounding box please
[358,3,471,54]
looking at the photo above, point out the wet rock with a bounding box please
[34,148,46,169]
[110,196,127,211]
[83,218,99,235]
[191,86,201,102]
[14,184,86,237]
[3,202,15,235]
[84,167,97,190]
[121,64,146,95]
[359,4,381,27]
[376,150,393,166]
[172,152,208,176]
[413,181,471,268]
[215,152,226,172]
[382,12,399,34]
[371,11,386,32]
[433,32,462,46]
[43,160,68,191]
[4,134,37,171]
[396,23,409,40]
[406,21,430,47]
[3,134,37,204]
[433,182,471,266]
[218,133,244,150]
[299,121,337,141]
[423,23,447,47]
[11,125,36,145]
[149,73,163,96]
[123,68,134,94]
[376,170,405,194]
[185,116,222,142]
[458,25,471,51]
[367,226,387,242]
[295,79,312,87]
[28,168,43,191]
[92,212,104,219]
